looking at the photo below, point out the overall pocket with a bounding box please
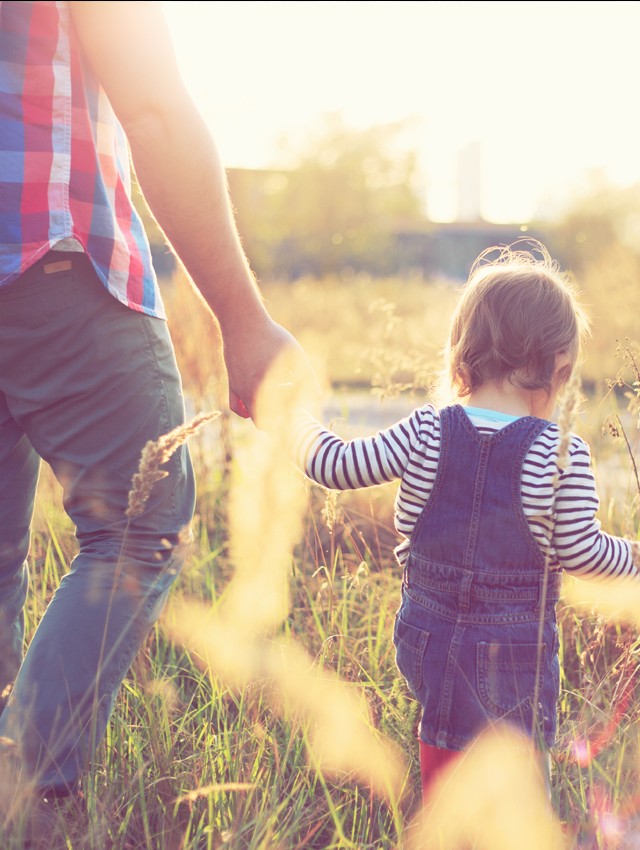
[393,613,429,697]
[477,641,546,717]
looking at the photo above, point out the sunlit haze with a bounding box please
[163,0,640,223]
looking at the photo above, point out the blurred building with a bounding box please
[391,220,552,282]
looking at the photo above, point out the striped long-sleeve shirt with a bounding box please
[294,403,639,581]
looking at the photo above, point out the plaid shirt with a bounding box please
[0,0,165,318]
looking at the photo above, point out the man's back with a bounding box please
[0,0,162,316]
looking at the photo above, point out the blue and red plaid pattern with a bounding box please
[0,0,165,318]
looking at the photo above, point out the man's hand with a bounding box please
[222,306,320,430]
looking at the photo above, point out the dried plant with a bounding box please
[554,369,583,480]
[126,411,220,519]
[532,369,584,740]
[321,487,342,536]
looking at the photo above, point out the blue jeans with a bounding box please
[0,252,195,794]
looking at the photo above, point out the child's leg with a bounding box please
[419,741,460,804]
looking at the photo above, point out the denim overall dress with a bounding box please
[393,405,562,751]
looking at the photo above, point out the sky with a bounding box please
[163,0,640,223]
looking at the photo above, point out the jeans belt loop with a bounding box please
[537,572,552,613]
[459,572,472,610]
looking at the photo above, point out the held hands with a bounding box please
[223,308,320,433]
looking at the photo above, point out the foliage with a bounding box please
[257,273,457,394]
[550,175,640,275]
[547,176,640,387]
[229,114,425,279]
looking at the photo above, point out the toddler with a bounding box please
[291,241,640,801]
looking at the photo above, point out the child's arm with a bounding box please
[552,436,639,580]
[292,405,434,490]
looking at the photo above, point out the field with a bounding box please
[6,271,640,850]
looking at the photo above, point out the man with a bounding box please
[0,0,305,803]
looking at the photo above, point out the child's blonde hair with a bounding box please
[446,240,591,399]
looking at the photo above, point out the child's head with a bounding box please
[446,240,590,401]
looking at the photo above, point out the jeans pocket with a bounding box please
[477,641,546,717]
[0,261,85,330]
[393,613,429,697]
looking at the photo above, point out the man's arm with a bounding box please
[68,0,307,418]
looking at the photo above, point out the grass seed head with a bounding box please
[126,411,220,519]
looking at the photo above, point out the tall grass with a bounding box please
[5,272,640,849]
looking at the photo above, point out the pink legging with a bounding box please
[419,741,460,804]
[420,739,552,805]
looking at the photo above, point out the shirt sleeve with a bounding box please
[291,405,433,490]
[552,436,639,581]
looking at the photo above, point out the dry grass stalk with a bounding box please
[321,487,342,536]
[126,411,220,519]
[554,369,582,479]
[532,369,583,739]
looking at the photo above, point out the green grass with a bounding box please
[8,448,640,850]
[5,474,421,850]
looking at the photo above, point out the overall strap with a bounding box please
[408,405,551,578]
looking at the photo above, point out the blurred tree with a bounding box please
[229,113,425,279]
[549,172,640,273]
[549,174,640,387]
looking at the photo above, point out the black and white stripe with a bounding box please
[294,404,637,581]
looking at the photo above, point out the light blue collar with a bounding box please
[463,406,521,423]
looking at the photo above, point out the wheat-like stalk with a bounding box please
[532,370,583,742]
[321,488,342,536]
[554,370,582,481]
[126,411,221,519]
